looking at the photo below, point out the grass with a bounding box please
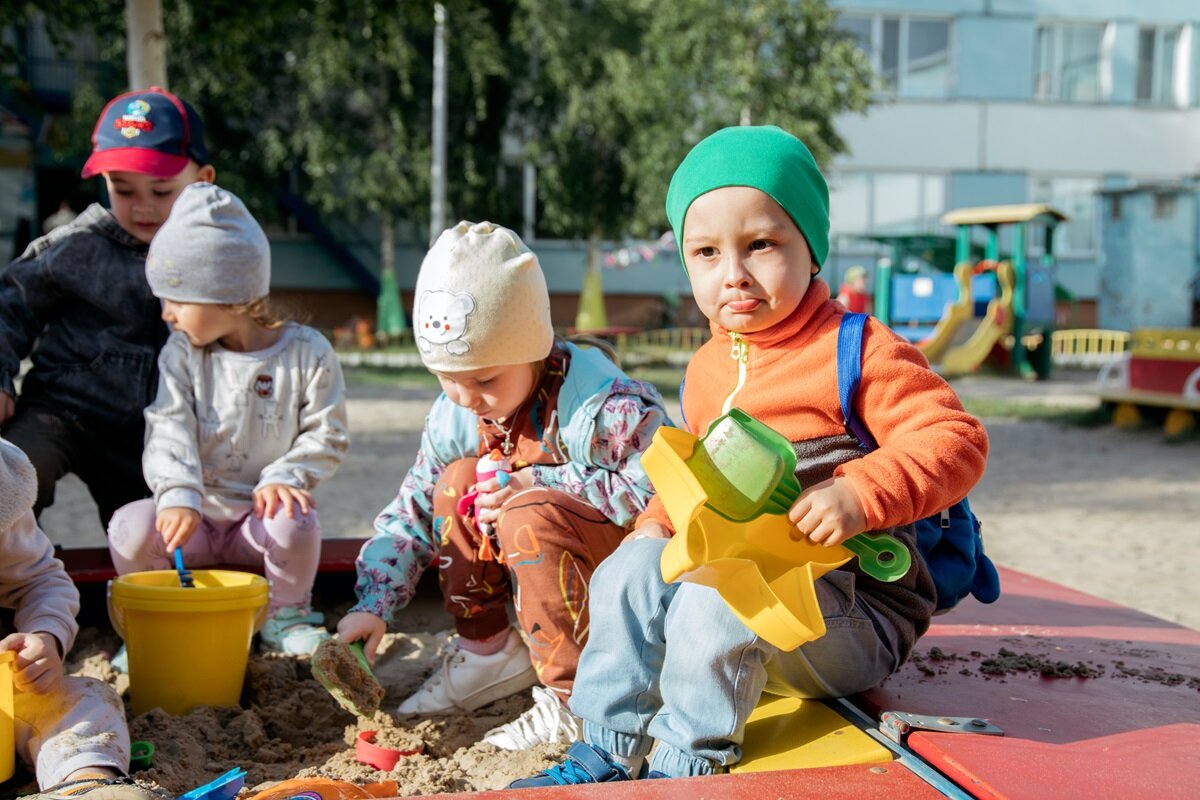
[343,365,441,389]
[343,362,690,397]
[626,365,687,397]
[344,363,1119,429]
[959,397,1111,427]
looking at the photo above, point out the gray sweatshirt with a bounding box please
[0,438,79,653]
[144,324,349,520]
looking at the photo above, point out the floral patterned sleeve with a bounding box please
[349,444,444,623]
[530,388,667,528]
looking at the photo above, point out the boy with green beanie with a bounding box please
[512,125,988,784]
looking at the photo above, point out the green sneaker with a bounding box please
[260,607,330,655]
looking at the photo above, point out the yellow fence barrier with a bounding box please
[1050,329,1131,368]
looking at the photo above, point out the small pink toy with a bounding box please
[456,449,511,560]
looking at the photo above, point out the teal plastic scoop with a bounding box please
[688,409,911,582]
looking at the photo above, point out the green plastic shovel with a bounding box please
[686,409,910,582]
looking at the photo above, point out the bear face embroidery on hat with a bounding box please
[417,290,477,357]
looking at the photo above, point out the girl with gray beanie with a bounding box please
[106,183,349,657]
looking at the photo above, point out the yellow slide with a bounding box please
[918,261,976,364]
[941,260,1016,376]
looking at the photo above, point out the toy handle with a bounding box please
[842,534,911,582]
[349,641,374,676]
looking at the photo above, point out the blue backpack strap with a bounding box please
[678,376,689,431]
[836,313,878,451]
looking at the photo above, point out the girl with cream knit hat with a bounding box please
[338,220,669,750]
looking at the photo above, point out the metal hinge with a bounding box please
[880,711,1004,743]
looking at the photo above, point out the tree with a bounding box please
[618,0,873,231]
[10,1,516,338]
[512,0,873,329]
[512,0,648,329]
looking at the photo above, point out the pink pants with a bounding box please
[107,498,321,612]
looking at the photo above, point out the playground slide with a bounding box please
[940,260,1016,376]
[917,262,975,363]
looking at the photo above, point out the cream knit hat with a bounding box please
[413,221,554,372]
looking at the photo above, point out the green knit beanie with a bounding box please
[665,125,830,271]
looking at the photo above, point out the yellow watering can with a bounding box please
[643,409,910,650]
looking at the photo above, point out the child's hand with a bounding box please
[336,612,386,666]
[0,631,63,694]
[156,507,201,553]
[474,468,532,526]
[0,392,14,425]
[622,520,671,544]
[787,476,867,548]
[254,484,315,519]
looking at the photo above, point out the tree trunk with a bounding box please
[574,232,608,332]
[125,0,167,89]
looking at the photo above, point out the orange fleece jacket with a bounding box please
[639,279,989,533]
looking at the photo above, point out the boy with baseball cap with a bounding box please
[0,86,216,535]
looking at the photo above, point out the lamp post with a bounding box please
[430,3,447,244]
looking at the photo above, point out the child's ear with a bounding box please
[196,164,216,183]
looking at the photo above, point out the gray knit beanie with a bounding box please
[146,182,271,304]
[0,437,37,535]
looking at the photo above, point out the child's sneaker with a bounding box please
[397,627,537,714]
[260,607,331,655]
[508,742,638,788]
[482,685,582,749]
[22,774,166,800]
[110,645,128,674]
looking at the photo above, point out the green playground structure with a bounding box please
[873,203,1068,379]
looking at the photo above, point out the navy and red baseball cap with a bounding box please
[81,86,209,179]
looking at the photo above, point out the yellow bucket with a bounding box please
[108,570,269,716]
[0,650,14,781]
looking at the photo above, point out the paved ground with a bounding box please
[40,367,1200,630]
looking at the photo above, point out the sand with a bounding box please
[28,369,1200,797]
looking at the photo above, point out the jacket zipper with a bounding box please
[720,332,749,414]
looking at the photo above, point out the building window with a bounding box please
[1032,176,1100,254]
[828,172,948,239]
[839,13,952,98]
[1154,193,1177,219]
[1034,22,1107,102]
[1137,25,1186,106]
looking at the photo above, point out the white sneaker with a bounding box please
[397,627,538,714]
[482,685,582,750]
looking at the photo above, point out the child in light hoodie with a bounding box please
[1,436,160,800]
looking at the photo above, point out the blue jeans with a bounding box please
[569,538,896,777]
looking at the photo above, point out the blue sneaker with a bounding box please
[508,742,637,788]
[259,607,331,655]
[111,644,128,674]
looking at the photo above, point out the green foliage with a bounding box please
[514,0,873,239]
[0,0,123,89]
[8,0,872,247]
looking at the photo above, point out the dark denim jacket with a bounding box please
[0,204,168,429]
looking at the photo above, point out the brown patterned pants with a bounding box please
[432,458,627,693]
